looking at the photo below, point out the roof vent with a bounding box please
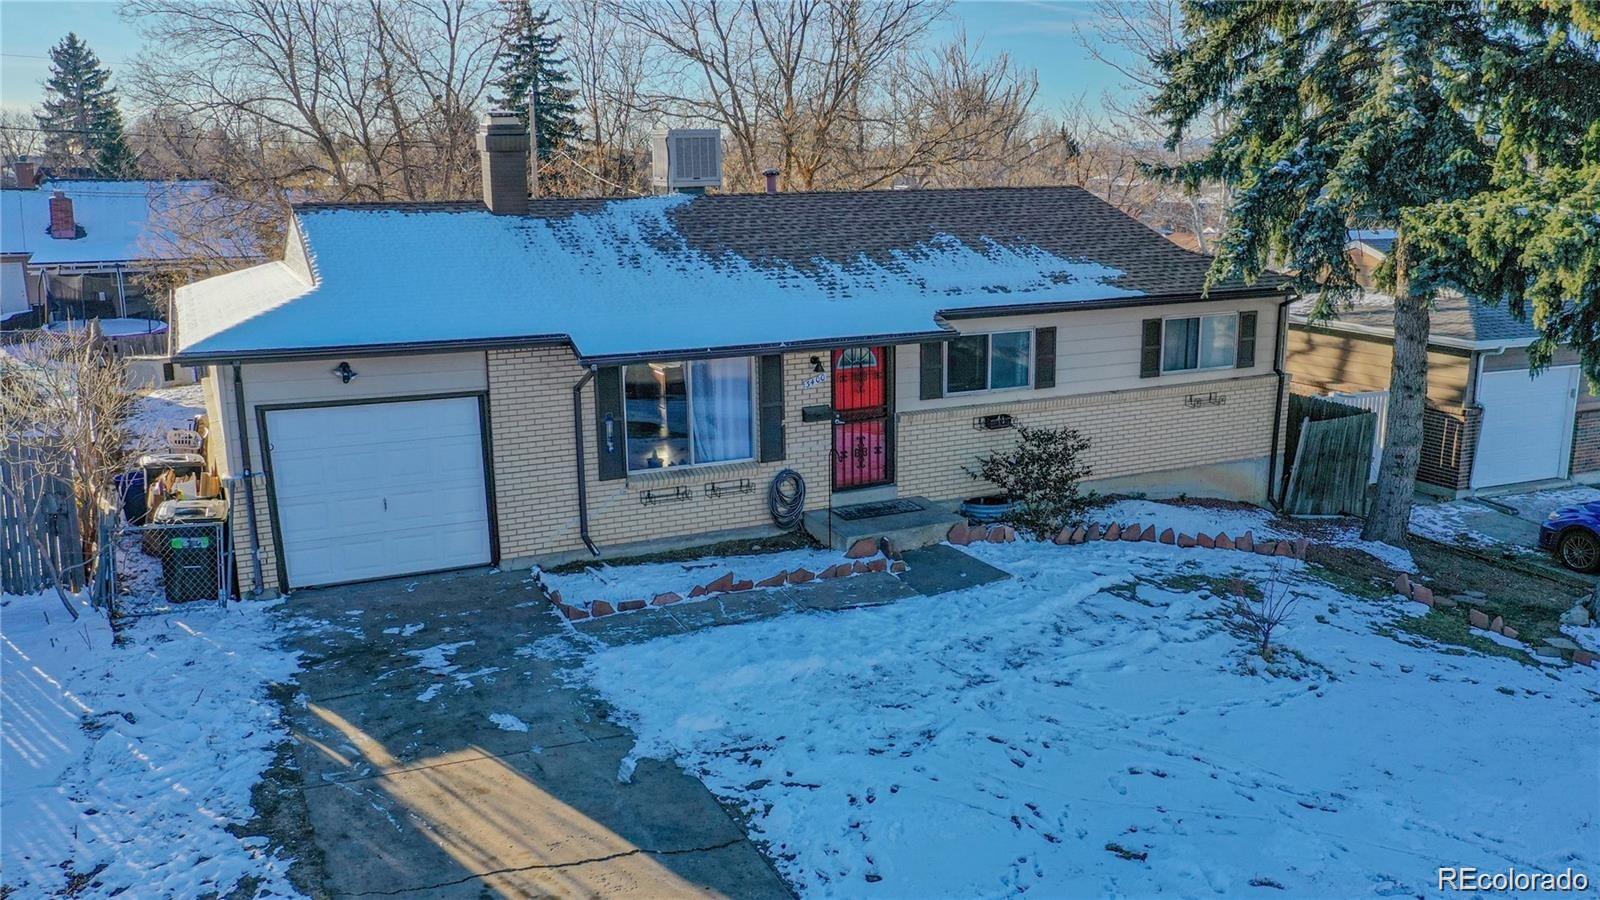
[651,128,723,192]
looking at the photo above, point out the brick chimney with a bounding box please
[477,110,529,215]
[13,161,37,189]
[48,190,76,239]
[763,167,780,195]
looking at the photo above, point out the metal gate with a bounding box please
[832,346,893,490]
[104,520,232,614]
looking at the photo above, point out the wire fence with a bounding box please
[104,519,232,618]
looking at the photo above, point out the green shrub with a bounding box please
[966,425,1098,538]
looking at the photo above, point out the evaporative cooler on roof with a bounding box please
[651,128,723,191]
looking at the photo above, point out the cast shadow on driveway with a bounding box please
[277,568,794,899]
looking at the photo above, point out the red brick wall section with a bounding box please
[1416,405,1480,491]
[1572,409,1600,475]
[48,192,74,237]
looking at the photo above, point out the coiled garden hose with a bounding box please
[769,469,806,531]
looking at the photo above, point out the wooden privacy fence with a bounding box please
[1282,394,1378,516]
[1,448,87,594]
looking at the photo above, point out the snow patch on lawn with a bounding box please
[126,382,206,450]
[1409,500,1506,549]
[584,538,1595,897]
[1100,498,1415,572]
[1098,498,1285,539]
[1,592,302,898]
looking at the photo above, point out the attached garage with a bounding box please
[1470,366,1578,490]
[262,395,493,588]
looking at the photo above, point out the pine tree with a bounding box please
[1152,2,1600,546]
[490,1,582,158]
[34,32,136,177]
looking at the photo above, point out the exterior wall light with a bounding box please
[333,361,358,383]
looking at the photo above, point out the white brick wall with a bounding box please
[488,347,836,560]
[894,374,1280,501]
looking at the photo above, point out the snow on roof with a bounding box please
[1,180,260,267]
[1290,290,1538,347]
[1346,228,1397,255]
[176,189,1181,361]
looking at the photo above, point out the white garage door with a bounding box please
[1471,366,1578,489]
[266,397,491,588]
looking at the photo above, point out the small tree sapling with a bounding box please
[1225,565,1299,661]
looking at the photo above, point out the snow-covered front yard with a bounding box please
[0,593,301,898]
[582,532,1598,896]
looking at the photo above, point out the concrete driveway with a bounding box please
[1409,484,1600,581]
[277,568,793,899]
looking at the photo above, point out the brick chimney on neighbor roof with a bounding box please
[13,161,37,189]
[48,190,76,239]
[477,110,529,215]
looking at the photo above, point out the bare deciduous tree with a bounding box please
[1,329,143,617]
[0,109,42,169]
[1073,0,1228,248]
[123,0,502,202]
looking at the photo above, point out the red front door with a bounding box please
[832,346,893,490]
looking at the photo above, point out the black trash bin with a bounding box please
[151,499,228,602]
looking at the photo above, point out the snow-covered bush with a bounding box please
[966,425,1097,539]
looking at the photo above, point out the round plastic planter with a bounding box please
[961,495,1016,523]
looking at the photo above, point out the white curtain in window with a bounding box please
[691,358,754,463]
[1200,315,1238,368]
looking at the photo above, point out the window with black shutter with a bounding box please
[758,354,785,461]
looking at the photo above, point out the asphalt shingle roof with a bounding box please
[1292,291,1538,346]
[176,185,1283,361]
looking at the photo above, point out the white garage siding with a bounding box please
[1,259,32,320]
[1470,365,1579,490]
[206,352,492,595]
[263,397,491,588]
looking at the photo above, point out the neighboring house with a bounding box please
[172,113,1292,595]
[1,169,261,326]
[1287,235,1592,494]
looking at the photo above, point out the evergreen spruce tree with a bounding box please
[1152,2,1600,546]
[490,1,581,158]
[34,32,136,177]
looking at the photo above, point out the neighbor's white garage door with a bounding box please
[266,397,491,588]
[1471,366,1578,490]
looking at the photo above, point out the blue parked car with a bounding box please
[1539,501,1600,572]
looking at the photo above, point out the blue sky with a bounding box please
[0,0,1137,117]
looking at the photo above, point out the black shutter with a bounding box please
[595,366,626,481]
[1034,326,1057,389]
[1236,310,1258,368]
[758,354,785,462]
[919,341,945,400]
[1140,318,1163,378]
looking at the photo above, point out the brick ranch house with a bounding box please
[1287,231,1596,496]
[172,114,1292,595]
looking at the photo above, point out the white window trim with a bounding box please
[1160,312,1240,374]
[623,357,757,472]
[945,330,1033,395]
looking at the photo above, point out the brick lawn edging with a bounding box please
[538,538,909,623]
[947,520,1311,561]
[1393,572,1595,667]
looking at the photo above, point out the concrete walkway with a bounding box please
[575,545,1011,647]
[279,569,793,898]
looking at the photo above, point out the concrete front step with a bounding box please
[803,495,964,552]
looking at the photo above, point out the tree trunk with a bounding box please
[1362,253,1430,545]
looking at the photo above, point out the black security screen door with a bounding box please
[832,346,893,490]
